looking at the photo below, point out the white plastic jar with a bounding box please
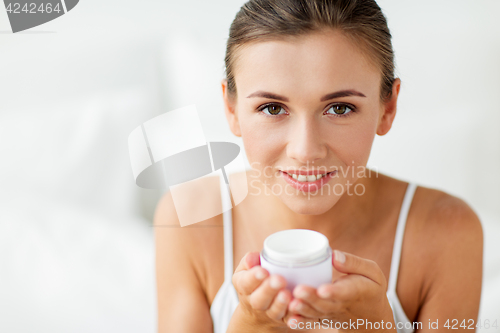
[260,229,332,291]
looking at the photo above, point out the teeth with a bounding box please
[306,175,316,182]
[297,174,308,182]
[287,173,327,182]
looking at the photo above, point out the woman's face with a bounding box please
[223,28,399,215]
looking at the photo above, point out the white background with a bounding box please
[0,0,499,332]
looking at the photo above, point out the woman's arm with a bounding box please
[155,192,213,333]
[415,195,483,332]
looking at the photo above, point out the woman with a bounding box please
[155,0,483,332]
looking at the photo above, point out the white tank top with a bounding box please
[210,177,417,333]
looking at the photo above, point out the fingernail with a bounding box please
[295,288,309,299]
[255,270,266,280]
[318,286,331,298]
[334,250,345,263]
[277,292,288,304]
[270,276,282,289]
[292,300,302,311]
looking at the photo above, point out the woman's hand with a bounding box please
[285,250,397,332]
[230,251,292,330]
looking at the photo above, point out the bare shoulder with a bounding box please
[409,184,484,322]
[375,173,483,262]
[154,174,225,279]
[412,185,483,245]
[154,169,251,268]
[154,174,224,227]
[154,175,225,332]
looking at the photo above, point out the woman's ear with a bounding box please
[376,78,401,136]
[221,79,242,137]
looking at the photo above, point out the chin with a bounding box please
[282,195,336,215]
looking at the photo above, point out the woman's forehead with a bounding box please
[233,30,381,101]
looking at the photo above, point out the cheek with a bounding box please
[238,114,285,166]
[323,116,377,169]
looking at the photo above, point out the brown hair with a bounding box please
[224,0,396,103]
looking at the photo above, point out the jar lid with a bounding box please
[262,229,330,267]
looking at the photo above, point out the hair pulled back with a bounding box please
[224,0,395,102]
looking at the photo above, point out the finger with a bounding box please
[233,265,270,295]
[318,274,376,302]
[249,274,287,311]
[234,251,261,274]
[265,289,292,322]
[290,285,338,316]
[288,298,324,319]
[284,313,320,329]
[232,252,265,293]
[332,250,386,287]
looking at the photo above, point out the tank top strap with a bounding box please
[387,182,418,293]
[219,175,234,282]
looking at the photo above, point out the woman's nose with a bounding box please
[286,117,327,164]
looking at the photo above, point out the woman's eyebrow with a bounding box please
[246,90,366,102]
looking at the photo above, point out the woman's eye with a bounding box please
[326,104,354,116]
[259,104,286,116]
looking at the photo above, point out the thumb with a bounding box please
[234,251,261,273]
[245,251,261,268]
[332,249,385,286]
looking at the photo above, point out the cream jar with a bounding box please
[260,229,332,291]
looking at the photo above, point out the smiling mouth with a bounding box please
[281,171,336,182]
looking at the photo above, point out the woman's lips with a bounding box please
[280,170,337,192]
